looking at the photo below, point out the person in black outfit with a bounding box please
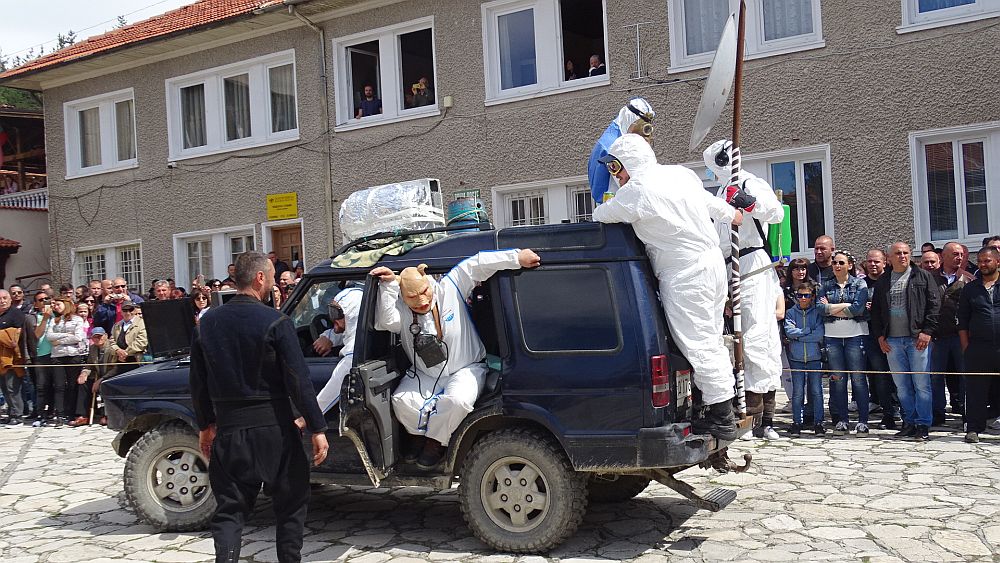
[958,246,1000,443]
[190,251,329,563]
[268,251,291,283]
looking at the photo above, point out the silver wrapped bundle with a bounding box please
[339,178,444,242]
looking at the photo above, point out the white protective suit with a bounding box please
[703,140,785,395]
[376,250,523,445]
[592,134,736,405]
[315,286,364,414]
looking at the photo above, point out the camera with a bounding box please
[413,332,447,367]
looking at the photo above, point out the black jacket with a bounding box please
[870,264,941,339]
[934,270,973,340]
[189,294,326,434]
[958,278,1000,346]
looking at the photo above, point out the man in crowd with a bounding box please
[79,326,115,426]
[8,285,31,314]
[95,278,143,334]
[959,246,1000,442]
[221,264,237,287]
[278,271,295,302]
[931,242,974,425]
[0,289,26,425]
[920,250,941,273]
[110,303,147,375]
[88,280,104,301]
[871,242,940,441]
[703,139,785,439]
[152,280,172,301]
[355,84,382,119]
[39,283,54,297]
[592,134,744,441]
[190,251,328,562]
[808,235,835,285]
[863,248,899,429]
[268,251,290,283]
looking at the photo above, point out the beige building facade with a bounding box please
[2,0,998,291]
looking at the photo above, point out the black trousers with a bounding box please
[54,355,85,418]
[963,342,1000,433]
[209,424,310,563]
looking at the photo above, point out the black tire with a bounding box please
[459,428,588,553]
[123,421,216,531]
[586,474,651,503]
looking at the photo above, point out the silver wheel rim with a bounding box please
[146,445,211,513]
[480,455,550,533]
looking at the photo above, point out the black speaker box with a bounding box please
[141,298,196,358]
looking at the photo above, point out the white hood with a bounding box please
[703,139,732,180]
[607,133,657,180]
[613,97,655,135]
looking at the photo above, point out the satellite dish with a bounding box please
[689,12,738,151]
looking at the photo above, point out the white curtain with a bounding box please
[181,84,207,148]
[225,73,252,141]
[115,99,136,161]
[683,0,730,55]
[269,64,297,132]
[79,107,101,168]
[762,0,813,42]
[925,142,959,240]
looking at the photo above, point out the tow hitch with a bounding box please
[648,449,751,512]
[701,447,752,474]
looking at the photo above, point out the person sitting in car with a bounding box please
[370,249,540,469]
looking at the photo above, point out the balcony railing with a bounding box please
[0,187,48,210]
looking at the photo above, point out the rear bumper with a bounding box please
[637,416,752,468]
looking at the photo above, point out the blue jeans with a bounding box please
[789,360,823,425]
[887,336,932,427]
[930,336,965,419]
[864,333,898,419]
[826,335,869,424]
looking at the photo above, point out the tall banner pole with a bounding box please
[728,0,748,416]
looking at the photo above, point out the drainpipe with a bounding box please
[284,1,336,258]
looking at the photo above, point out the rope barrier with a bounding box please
[781,367,1000,377]
[8,360,154,369]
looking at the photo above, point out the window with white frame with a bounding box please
[333,18,438,128]
[569,185,594,222]
[166,51,298,160]
[63,89,137,178]
[668,0,824,72]
[482,0,609,103]
[506,191,548,226]
[911,123,999,245]
[187,240,213,279]
[689,146,832,255]
[900,0,1000,32]
[72,242,143,291]
[230,234,255,265]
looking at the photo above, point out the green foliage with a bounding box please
[0,87,42,109]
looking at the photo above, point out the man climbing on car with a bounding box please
[370,248,540,469]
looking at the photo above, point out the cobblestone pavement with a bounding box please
[1,411,999,562]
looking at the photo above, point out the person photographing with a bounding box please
[190,251,328,562]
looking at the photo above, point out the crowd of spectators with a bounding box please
[779,234,1000,443]
[0,252,304,428]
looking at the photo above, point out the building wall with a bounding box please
[44,26,330,288]
[1,209,50,288]
[43,0,1000,286]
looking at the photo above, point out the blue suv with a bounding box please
[102,222,750,553]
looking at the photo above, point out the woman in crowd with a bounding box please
[783,258,811,311]
[45,298,88,427]
[817,250,870,436]
[191,290,211,323]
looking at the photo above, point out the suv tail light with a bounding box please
[651,355,670,408]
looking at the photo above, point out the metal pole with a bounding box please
[728,0,748,416]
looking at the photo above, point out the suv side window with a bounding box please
[513,267,621,353]
[290,280,343,330]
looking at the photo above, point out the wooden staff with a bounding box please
[728,0,749,416]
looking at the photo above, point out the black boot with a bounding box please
[692,401,738,441]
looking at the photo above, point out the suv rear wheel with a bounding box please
[587,474,651,503]
[123,421,216,531]
[459,428,587,553]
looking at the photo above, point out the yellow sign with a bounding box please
[266,192,298,221]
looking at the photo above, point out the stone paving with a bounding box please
[1,411,999,562]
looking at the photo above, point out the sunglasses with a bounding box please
[832,260,849,265]
[84,299,95,303]
[114,284,127,289]
[791,266,807,270]
[605,159,624,175]
[796,293,814,299]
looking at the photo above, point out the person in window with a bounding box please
[356,84,383,119]
[565,59,578,81]
[411,77,434,107]
[588,54,606,76]
[370,249,541,469]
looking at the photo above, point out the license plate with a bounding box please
[676,370,692,400]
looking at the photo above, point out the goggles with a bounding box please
[605,158,624,175]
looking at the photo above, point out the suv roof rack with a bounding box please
[333,221,494,258]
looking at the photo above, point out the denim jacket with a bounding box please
[818,274,869,324]
[784,303,824,362]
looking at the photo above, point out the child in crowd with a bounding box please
[784,280,826,437]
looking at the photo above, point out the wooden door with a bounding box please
[272,226,302,265]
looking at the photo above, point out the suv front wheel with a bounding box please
[459,428,588,553]
[123,421,216,531]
